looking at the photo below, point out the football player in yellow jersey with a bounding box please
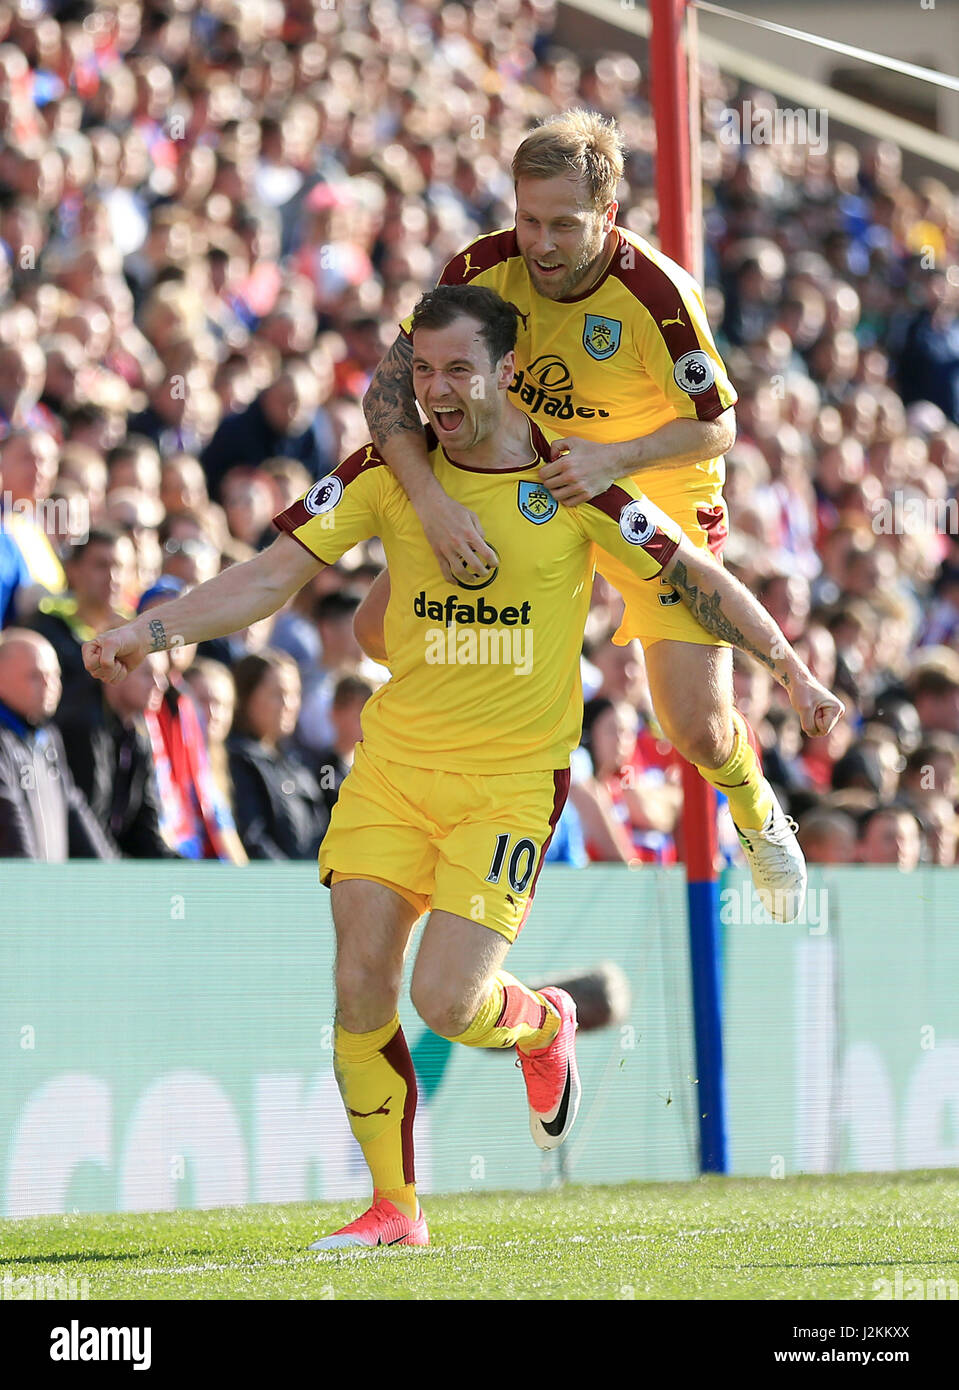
[362,109,806,920]
[82,287,842,1251]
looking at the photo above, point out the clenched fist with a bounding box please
[83,624,148,684]
[789,676,845,738]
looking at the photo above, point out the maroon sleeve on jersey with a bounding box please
[586,485,680,572]
[611,243,727,422]
[438,229,520,285]
[398,230,521,341]
[272,442,385,535]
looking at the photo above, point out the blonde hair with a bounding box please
[512,109,625,208]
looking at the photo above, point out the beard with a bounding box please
[526,232,609,300]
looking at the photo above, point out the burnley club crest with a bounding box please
[518,481,558,525]
[583,314,622,361]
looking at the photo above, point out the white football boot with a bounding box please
[734,789,807,923]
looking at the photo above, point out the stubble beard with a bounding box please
[528,228,609,301]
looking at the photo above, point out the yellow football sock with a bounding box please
[696,710,773,831]
[379,1183,418,1218]
[444,971,560,1052]
[334,1014,418,1219]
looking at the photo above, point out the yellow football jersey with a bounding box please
[274,422,681,774]
[401,226,737,495]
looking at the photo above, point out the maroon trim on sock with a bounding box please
[381,1027,417,1185]
[516,769,571,937]
[738,712,765,774]
[496,985,547,1033]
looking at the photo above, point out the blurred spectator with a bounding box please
[0,428,66,594]
[182,656,239,827]
[201,357,335,500]
[722,245,784,347]
[137,580,247,864]
[921,566,959,649]
[160,453,209,515]
[858,805,922,870]
[58,441,108,522]
[901,734,959,803]
[333,316,392,400]
[220,466,277,550]
[259,456,314,516]
[157,509,221,587]
[831,744,885,799]
[871,694,922,756]
[797,808,858,865]
[227,649,329,860]
[63,403,125,455]
[268,564,345,674]
[759,573,810,645]
[897,273,959,423]
[292,183,375,319]
[298,673,372,816]
[577,696,681,864]
[75,653,179,859]
[589,634,650,713]
[296,589,387,750]
[104,486,164,594]
[0,341,57,437]
[908,656,959,736]
[762,705,807,800]
[0,629,115,860]
[125,363,208,458]
[914,792,958,866]
[27,525,131,780]
[107,438,162,499]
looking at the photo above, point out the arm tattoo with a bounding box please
[668,558,789,682]
[363,333,420,447]
[148,617,167,652]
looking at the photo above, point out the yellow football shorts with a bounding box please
[320,741,570,942]
[596,482,730,649]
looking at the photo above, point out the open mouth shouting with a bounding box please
[432,405,466,433]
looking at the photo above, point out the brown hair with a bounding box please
[332,673,373,710]
[511,109,625,209]
[229,649,300,740]
[410,285,519,367]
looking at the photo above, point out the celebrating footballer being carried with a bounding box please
[83,286,843,1251]
[361,109,808,922]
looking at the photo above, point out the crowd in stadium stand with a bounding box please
[0,0,958,870]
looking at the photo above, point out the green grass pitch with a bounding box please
[4,1172,959,1301]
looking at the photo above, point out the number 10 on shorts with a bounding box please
[486,834,538,893]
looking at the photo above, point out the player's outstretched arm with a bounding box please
[363,332,497,582]
[662,540,845,737]
[82,534,322,684]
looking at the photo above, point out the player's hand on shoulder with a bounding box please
[82,624,148,684]
[538,437,622,505]
[419,491,498,585]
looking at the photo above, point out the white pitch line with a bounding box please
[91,1228,754,1278]
[132,1257,303,1275]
